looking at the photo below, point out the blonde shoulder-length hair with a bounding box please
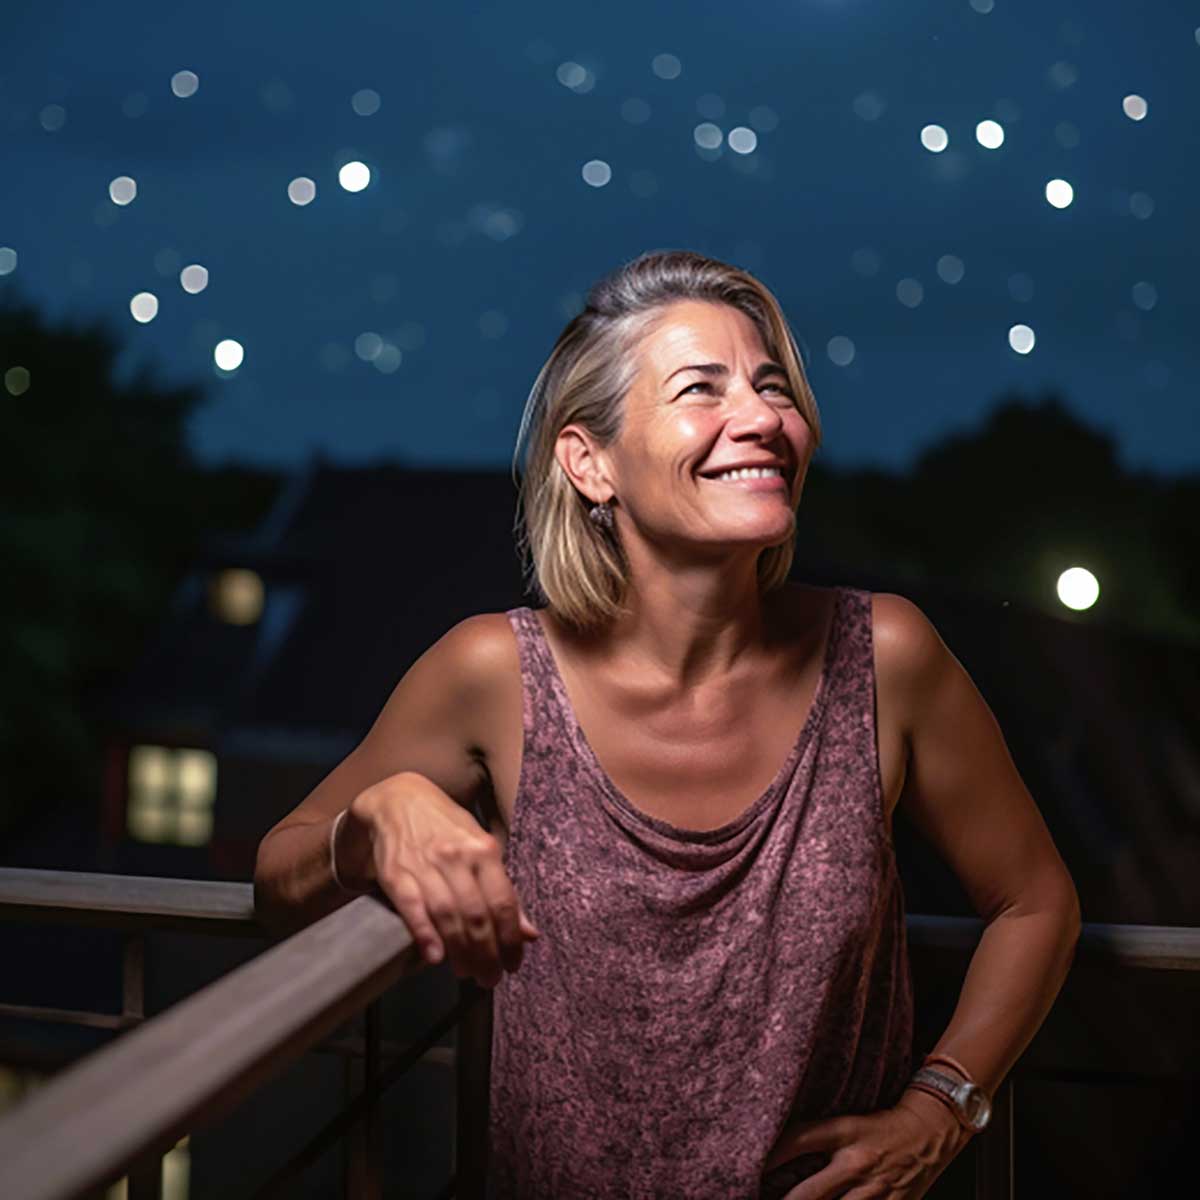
[511,248,822,633]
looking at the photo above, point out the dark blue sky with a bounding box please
[3,0,1197,475]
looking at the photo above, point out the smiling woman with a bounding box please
[255,248,1081,1200]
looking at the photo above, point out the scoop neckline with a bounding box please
[522,586,845,844]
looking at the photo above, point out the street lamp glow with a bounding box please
[1056,567,1100,611]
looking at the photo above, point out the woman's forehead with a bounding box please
[636,303,769,378]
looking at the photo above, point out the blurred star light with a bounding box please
[1122,95,1147,121]
[896,279,924,308]
[39,104,66,132]
[171,71,199,98]
[920,125,948,153]
[651,53,682,80]
[180,264,208,294]
[109,176,137,205]
[0,247,16,275]
[130,292,159,323]
[975,120,1004,148]
[582,159,612,187]
[727,127,757,154]
[4,367,30,396]
[351,88,381,115]
[827,336,856,366]
[852,92,885,121]
[355,332,383,361]
[1008,324,1036,354]
[969,0,994,12]
[214,339,244,371]
[288,177,316,206]
[936,254,965,284]
[1056,567,1100,611]
[1132,281,1158,311]
[374,344,402,374]
[694,122,723,149]
[338,162,370,192]
[1045,178,1074,208]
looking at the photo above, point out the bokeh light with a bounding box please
[896,279,924,308]
[130,292,159,323]
[920,125,949,153]
[693,122,723,150]
[1122,95,1148,121]
[975,120,1004,149]
[214,339,244,371]
[338,162,371,192]
[171,71,199,98]
[827,336,856,366]
[651,53,681,80]
[582,160,612,187]
[40,104,66,132]
[1008,324,1036,354]
[351,88,381,115]
[1045,179,1074,208]
[4,367,31,396]
[180,265,209,294]
[0,247,17,275]
[109,176,137,205]
[1057,567,1100,611]
[936,254,965,284]
[288,177,316,206]
[1132,281,1158,311]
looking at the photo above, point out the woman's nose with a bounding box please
[728,382,785,434]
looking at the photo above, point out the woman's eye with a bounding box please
[680,382,794,397]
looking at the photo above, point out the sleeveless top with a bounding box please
[486,586,915,1199]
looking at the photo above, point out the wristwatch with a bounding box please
[908,1066,992,1132]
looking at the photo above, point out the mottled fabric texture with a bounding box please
[487,587,914,1199]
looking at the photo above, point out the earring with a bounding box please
[588,500,614,530]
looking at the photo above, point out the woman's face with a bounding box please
[595,299,815,560]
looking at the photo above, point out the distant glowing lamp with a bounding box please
[1056,567,1100,611]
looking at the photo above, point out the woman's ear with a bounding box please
[555,425,614,506]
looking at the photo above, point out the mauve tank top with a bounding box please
[486,586,915,1199]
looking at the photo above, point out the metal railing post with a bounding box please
[456,980,493,1200]
[975,1075,1013,1200]
[344,999,383,1199]
[123,933,163,1200]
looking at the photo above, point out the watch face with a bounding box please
[962,1086,991,1130]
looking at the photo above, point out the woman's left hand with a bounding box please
[762,1089,972,1199]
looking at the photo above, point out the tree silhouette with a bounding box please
[803,390,1199,642]
[0,290,278,838]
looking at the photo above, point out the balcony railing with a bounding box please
[0,867,1197,1199]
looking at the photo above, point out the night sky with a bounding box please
[3,0,1197,475]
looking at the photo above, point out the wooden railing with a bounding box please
[0,868,1197,1199]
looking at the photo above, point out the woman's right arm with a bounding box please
[252,613,538,985]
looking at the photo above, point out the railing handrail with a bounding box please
[0,891,420,1200]
[0,867,260,936]
[1,868,1198,1199]
[2,867,1197,968]
[905,912,1200,971]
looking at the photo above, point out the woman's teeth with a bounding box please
[709,466,783,482]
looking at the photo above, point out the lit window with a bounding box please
[127,746,216,846]
[209,567,264,625]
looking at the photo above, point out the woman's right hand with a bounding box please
[340,772,540,988]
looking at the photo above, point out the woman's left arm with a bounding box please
[764,593,1082,1198]
[876,591,1082,1098]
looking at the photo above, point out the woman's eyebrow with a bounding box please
[662,361,788,385]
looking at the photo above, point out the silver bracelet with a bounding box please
[329,809,354,894]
